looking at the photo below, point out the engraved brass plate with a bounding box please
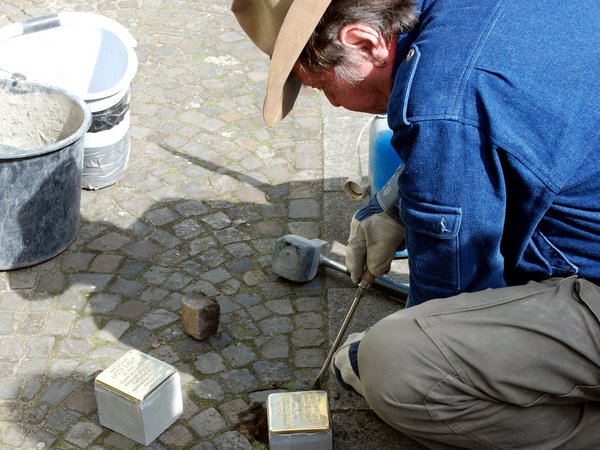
[268,391,330,434]
[95,349,176,403]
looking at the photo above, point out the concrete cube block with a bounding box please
[181,293,220,340]
[267,391,332,450]
[94,350,183,446]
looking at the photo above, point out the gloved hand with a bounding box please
[346,194,405,283]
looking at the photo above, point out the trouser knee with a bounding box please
[358,312,430,403]
[357,310,455,429]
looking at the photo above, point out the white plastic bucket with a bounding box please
[0,12,138,189]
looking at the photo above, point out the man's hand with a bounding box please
[346,195,405,283]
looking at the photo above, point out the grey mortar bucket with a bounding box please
[0,78,91,270]
[0,12,138,190]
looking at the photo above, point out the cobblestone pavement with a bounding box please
[0,1,425,449]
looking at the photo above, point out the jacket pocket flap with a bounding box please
[401,196,462,239]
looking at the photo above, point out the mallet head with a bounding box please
[271,235,330,282]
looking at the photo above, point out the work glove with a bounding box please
[346,193,405,284]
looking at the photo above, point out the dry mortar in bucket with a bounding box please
[0,12,138,189]
[0,77,91,270]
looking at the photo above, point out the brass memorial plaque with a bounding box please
[268,391,330,434]
[95,349,176,403]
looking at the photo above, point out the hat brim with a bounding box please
[263,0,332,125]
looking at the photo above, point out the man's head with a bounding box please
[232,0,417,125]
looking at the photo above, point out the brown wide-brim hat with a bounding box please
[231,0,332,125]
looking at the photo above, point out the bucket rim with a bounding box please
[0,78,92,160]
[0,12,138,102]
[61,11,138,101]
[86,84,130,113]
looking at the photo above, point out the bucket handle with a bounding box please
[0,14,61,42]
[0,12,137,49]
[21,14,61,34]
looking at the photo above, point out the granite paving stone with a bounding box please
[219,369,259,394]
[110,278,145,296]
[0,402,21,422]
[22,335,56,359]
[45,408,81,431]
[21,379,42,401]
[221,343,256,368]
[88,232,131,252]
[67,274,113,293]
[0,292,23,310]
[19,359,47,378]
[291,329,326,348]
[190,442,217,450]
[0,313,13,335]
[64,421,103,448]
[227,257,254,274]
[216,398,249,424]
[212,431,253,450]
[192,379,226,402]
[295,296,323,312]
[39,380,78,406]
[158,424,195,448]
[295,311,326,329]
[294,348,326,368]
[61,253,95,272]
[0,379,20,400]
[196,249,228,268]
[265,298,294,315]
[60,338,95,357]
[225,318,260,340]
[189,408,227,437]
[241,270,270,286]
[25,431,57,450]
[65,390,97,415]
[252,361,293,385]
[24,402,50,426]
[195,353,226,374]
[0,1,423,448]
[258,335,290,360]
[200,268,231,284]
[113,299,149,318]
[49,359,80,378]
[233,293,262,308]
[6,272,38,290]
[1,424,25,448]
[103,432,137,450]
[139,308,179,329]
[258,316,294,335]
[90,254,123,273]
[247,305,270,322]
[98,320,131,341]
[36,273,68,294]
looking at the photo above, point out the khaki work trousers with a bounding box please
[358,277,600,449]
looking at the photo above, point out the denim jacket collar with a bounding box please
[391,0,426,87]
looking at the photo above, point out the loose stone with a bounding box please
[181,293,220,340]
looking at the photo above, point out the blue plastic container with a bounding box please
[368,114,407,258]
[368,114,403,192]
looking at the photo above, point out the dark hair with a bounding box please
[298,0,417,79]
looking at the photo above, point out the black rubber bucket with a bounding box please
[0,78,91,270]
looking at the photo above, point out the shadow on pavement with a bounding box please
[0,154,422,449]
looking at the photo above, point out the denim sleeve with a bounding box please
[394,120,511,307]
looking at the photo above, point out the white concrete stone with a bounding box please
[94,351,183,446]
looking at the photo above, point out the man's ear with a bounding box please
[339,24,389,61]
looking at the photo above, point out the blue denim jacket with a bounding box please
[388,0,600,306]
